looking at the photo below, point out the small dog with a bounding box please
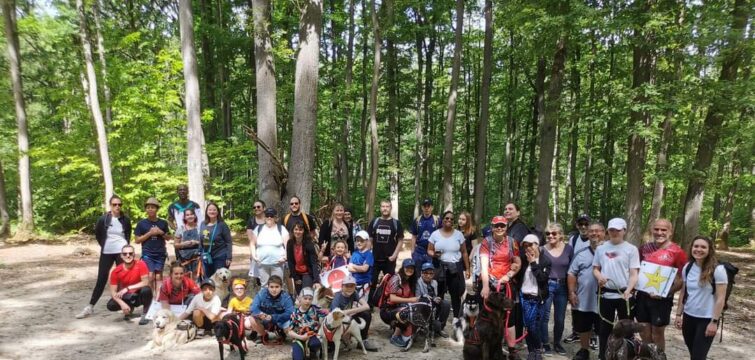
[314,286,335,309]
[463,291,508,360]
[215,313,247,360]
[396,296,436,352]
[147,309,195,352]
[211,268,232,304]
[605,319,644,360]
[319,308,367,360]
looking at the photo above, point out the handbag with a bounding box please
[442,260,460,275]
[201,224,219,265]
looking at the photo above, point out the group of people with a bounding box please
[74,184,729,360]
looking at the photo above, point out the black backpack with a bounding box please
[369,273,394,308]
[683,260,739,342]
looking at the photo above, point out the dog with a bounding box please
[463,291,508,360]
[211,268,232,304]
[147,309,195,352]
[605,319,644,360]
[319,308,367,360]
[395,295,436,352]
[314,285,335,309]
[454,292,480,342]
[215,313,247,360]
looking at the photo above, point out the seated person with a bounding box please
[106,244,153,325]
[415,263,451,338]
[179,278,221,336]
[287,287,328,360]
[331,275,378,351]
[223,278,253,331]
[159,262,200,309]
[250,275,295,342]
[379,259,418,348]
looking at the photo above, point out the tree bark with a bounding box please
[718,163,741,251]
[528,59,545,209]
[92,0,112,124]
[199,0,216,139]
[440,0,464,213]
[385,0,398,219]
[287,0,322,213]
[412,8,424,218]
[336,0,355,207]
[179,0,207,210]
[568,47,581,218]
[0,160,9,238]
[365,0,381,218]
[473,0,492,224]
[3,0,34,233]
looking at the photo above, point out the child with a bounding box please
[329,239,350,269]
[348,230,374,300]
[225,278,253,330]
[287,287,328,360]
[179,278,221,336]
[250,275,295,343]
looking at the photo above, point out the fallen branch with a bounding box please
[242,125,288,184]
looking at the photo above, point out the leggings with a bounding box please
[682,313,716,360]
[89,253,123,306]
[106,287,154,313]
[437,262,465,318]
[292,336,321,360]
[292,272,314,295]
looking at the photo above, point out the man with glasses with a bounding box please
[167,184,203,231]
[563,214,593,345]
[282,195,318,239]
[106,244,153,325]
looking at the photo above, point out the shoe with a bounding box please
[247,331,258,341]
[390,335,407,348]
[435,330,449,338]
[138,314,150,325]
[590,336,598,350]
[362,339,379,352]
[542,344,553,356]
[573,348,590,360]
[554,344,567,355]
[197,328,206,337]
[564,332,580,344]
[123,314,132,322]
[76,305,93,319]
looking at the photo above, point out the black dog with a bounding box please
[396,295,436,352]
[463,291,510,360]
[215,313,247,360]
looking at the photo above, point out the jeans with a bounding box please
[682,313,716,360]
[540,279,568,347]
[521,295,545,352]
[292,336,321,360]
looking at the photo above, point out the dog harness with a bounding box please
[220,314,248,352]
[322,319,351,342]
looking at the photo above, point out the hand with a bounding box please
[526,252,536,263]
[705,322,717,337]
[568,293,578,306]
[265,314,272,321]
[116,288,128,299]
[278,257,286,264]
[151,226,165,236]
[388,254,397,262]
[465,271,471,280]
[313,283,322,290]
[225,259,232,267]
[675,315,683,330]
[347,264,356,272]
[597,276,608,288]
[120,303,131,315]
[252,254,259,262]
[623,289,633,300]
[433,297,442,304]
[502,275,510,283]
[481,286,490,299]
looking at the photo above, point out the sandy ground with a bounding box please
[0,238,753,360]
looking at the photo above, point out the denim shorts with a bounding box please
[141,254,166,272]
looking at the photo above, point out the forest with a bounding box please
[0,0,752,248]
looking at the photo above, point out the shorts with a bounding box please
[635,291,673,327]
[142,254,166,272]
[572,310,598,333]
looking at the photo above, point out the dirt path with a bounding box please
[0,240,752,360]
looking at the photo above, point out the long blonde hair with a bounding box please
[689,236,718,284]
[459,211,476,237]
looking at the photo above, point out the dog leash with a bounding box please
[597,279,631,327]
[502,282,527,344]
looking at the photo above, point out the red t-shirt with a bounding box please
[294,243,308,274]
[387,275,414,306]
[158,276,200,304]
[639,241,688,272]
[109,260,149,293]
[480,236,520,280]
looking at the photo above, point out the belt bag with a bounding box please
[442,261,460,275]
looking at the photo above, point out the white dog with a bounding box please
[211,267,232,302]
[147,309,195,352]
[319,308,367,360]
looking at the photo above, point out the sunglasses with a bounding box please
[444,217,454,221]
[493,224,507,229]
[290,202,299,205]
[121,252,134,256]
[545,231,560,236]
[111,203,122,207]
[254,205,262,209]
[355,238,367,242]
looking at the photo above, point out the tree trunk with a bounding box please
[385,0,399,219]
[718,164,741,251]
[199,0,216,139]
[421,25,435,201]
[440,0,464,213]
[0,160,9,238]
[681,0,749,246]
[217,0,231,138]
[600,39,616,224]
[92,0,112,124]
[3,0,34,233]
[253,0,281,210]
[412,8,425,218]
[528,59,545,208]
[568,47,580,218]
[648,115,672,223]
[365,0,381,218]
[473,0,493,224]
[287,0,322,213]
[179,0,207,210]
[337,0,355,207]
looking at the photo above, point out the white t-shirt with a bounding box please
[592,241,640,299]
[428,229,465,263]
[683,263,728,319]
[103,217,128,254]
[254,225,289,265]
[184,294,221,316]
[520,262,539,296]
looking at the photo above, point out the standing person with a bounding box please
[568,222,605,360]
[246,200,267,289]
[479,215,522,360]
[504,203,531,245]
[636,219,687,355]
[380,259,419,348]
[174,208,202,279]
[319,202,354,261]
[427,210,470,322]
[367,200,404,304]
[415,263,452,339]
[564,214,592,345]
[250,207,289,287]
[158,261,200,309]
[76,195,132,319]
[344,207,362,238]
[179,278,221,336]
[410,198,441,267]
[457,211,478,254]
[282,195,318,239]
[540,223,573,355]
[200,202,233,278]
[348,230,374,299]
[106,244,153,325]
[519,235,551,360]
[167,184,203,231]
[331,275,378,351]
[675,236,728,360]
[592,218,640,360]
[287,222,321,295]
[134,197,170,294]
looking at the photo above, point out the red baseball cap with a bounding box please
[491,216,508,225]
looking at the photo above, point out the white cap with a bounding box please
[522,234,540,245]
[355,230,370,241]
[607,218,627,231]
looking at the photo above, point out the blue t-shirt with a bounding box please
[350,249,374,286]
[331,291,361,311]
[134,218,170,258]
[410,215,441,260]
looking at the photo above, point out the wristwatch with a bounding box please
[711,318,719,324]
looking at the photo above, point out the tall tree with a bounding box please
[179,0,207,210]
[473,0,493,223]
[287,0,322,212]
[2,0,33,233]
[680,0,750,245]
[365,0,382,217]
[0,160,8,238]
[440,0,464,212]
[385,0,399,219]
[91,0,111,124]
[336,0,356,206]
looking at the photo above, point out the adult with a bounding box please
[250,275,295,341]
[540,223,573,355]
[167,184,203,231]
[479,215,522,359]
[282,195,318,239]
[592,218,639,360]
[564,214,592,345]
[674,236,727,360]
[380,259,419,348]
[134,197,170,293]
[415,263,451,339]
[409,198,441,267]
[159,262,200,308]
[76,195,132,319]
[637,219,687,354]
[367,200,404,303]
[106,244,153,325]
[331,275,379,351]
[179,278,221,336]
[427,210,470,321]
[287,222,321,295]
[174,208,202,279]
[343,207,362,238]
[246,199,267,289]
[457,211,478,254]
[249,207,289,286]
[200,202,233,277]
[319,202,354,261]
[503,202,531,245]
[567,222,605,360]
[519,235,551,360]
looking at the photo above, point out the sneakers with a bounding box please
[197,328,206,337]
[138,314,150,325]
[435,330,449,338]
[573,348,590,360]
[542,344,553,356]
[390,335,407,348]
[554,343,567,355]
[362,339,379,352]
[590,335,598,350]
[75,305,93,319]
[564,332,580,344]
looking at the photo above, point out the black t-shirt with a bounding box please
[246,216,265,230]
[367,217,404,261]
[282,212,318,234]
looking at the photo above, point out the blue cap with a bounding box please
[401,258,416,269]
[482,225,492,238]
[421,263,435,271]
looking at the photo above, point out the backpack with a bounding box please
[472,235,516,280]
[369,217,399,238]
[256,223,284,236]
[283,212,311,232]
[683,260,739,342]
[369,273,394,308]
[414,215,440,234]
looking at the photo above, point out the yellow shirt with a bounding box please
[228,296,252,314]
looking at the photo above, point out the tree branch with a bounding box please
[242,125,288,183]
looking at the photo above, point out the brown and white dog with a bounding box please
[147,309,196,352]
[605,319,645,360]
[314,286,335,309]
[319,308,367,360]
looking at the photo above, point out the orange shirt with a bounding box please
[480,236,519,280]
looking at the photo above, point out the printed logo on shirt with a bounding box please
[376,225,392,243]
[605,252,619,259]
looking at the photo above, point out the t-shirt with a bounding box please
[254,224,288,265]
[568,247,598,313]
[158,277,200,305]
[330,255,348,269]
[228,296,253,314]
[294,243,308,274]
[350,249,374,286]
[134,218,170,258]
[290,305,328,333]
[103,216,128,254]
[480,236,519,281]
[176,227,201,260]
[246,216,265,230]
[592,241,640,299]
[283,212,317,234]
[386,275,414,307]
[167,200,202,230]
[367,217,404,260]
[109,260,149,293]
[682,263,728,319]
[428,229,465,263]
[639,241,688,273]
[520,265,539,296]
[410,215,441,257]
[331,291,362,311]
[184,294,221,316]
[570,233,590,255]
[543,244,573,280]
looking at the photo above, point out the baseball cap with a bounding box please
[144,197,160,208]
[422,198,433,206]
[355,230,370,241]
[264,207,277,217]
[491,216,508,225]
[402,258,416,269]
[482,225,492,238]
[577,214,591,222]
[200,278,216,289]
[341,275,357,286]
[300,287,315,298]
[522,234,540,245]
[421,263,435,271]
[607,218,627,231]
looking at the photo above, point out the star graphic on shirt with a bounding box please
[643,266,669,293]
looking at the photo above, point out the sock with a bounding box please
[402,335,411,342]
